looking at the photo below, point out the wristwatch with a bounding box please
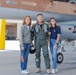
[56,43,58,45]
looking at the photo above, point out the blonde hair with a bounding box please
[23,16,31,26]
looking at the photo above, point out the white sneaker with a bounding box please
[55,69,58,73]
[52,69,55,74]
[21,70,29,74]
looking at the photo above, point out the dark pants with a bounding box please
[20,43,30,70]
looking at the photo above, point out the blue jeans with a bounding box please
[50,39,58,69]
[20,43,30,70]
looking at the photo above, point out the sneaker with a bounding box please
[52,69,55,74]
[21,70,29,74]
[46,69,51,74]
[36,68,41,73]
[55,69,58,73]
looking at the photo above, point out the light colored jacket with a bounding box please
[19,25,31,47]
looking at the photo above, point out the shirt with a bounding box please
[50,26,61,40]
[25,25,30,30]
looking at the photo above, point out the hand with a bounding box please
[48,42,50,46]
[20,56,24,63]
[54,44,57,50]
[48,32,51,35]
[30,42,33,46]
[22,46,24,50]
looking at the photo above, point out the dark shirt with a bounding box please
[50,26,61,40]
[40,24,43,28]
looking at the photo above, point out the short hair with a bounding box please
[37,14,43,17]
[50,17,55,21]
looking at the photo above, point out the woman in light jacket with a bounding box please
[19,16,31,74]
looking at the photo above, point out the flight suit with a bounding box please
[31,22,50,69]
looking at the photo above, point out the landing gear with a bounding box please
[57,52,64,63]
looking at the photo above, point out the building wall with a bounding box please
[16,23,22,40]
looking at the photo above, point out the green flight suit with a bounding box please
[31,22,50,69]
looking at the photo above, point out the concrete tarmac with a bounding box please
[0,50,76,75]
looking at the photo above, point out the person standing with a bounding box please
[19,16,31,74]
[31,14,51,74]
[49,17,61,74]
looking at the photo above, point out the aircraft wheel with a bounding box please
[57,52,64,64]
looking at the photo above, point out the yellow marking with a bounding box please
[0,19,6,50]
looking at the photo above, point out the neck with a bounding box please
[38,21,43,25]
[52,24,55,27]
[25,24,29,26]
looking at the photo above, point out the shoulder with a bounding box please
[32,24,36,28]
[32,22,39,28]
[44,22,50,28]
[20,25,26,31]
[20,25,24,29]
[56,26,61,33]
[31,24,36,31]
[44,22,48,26]
[21,25,25,28]
[56,26,61,29]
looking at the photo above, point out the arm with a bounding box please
[19,26,24,50]
[47,24,51,45]
[56,34,60,43]
[19,26,25,62]
[47,24,51,40]
[30,25,35,45]
[54,34,60,50]
[56,26,61,44]
[54,27,61,50]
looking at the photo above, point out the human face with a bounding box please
[25,17,31,25]
[37,15,43,23]
[50,19,56,27]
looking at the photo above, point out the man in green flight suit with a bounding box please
[31,14,51,74]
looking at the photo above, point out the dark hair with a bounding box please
[37,14,43,17]
[50,17,57,32]
[23,16,31,26]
